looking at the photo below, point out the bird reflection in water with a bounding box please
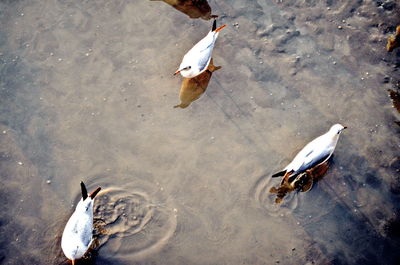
[174,58,221,109]
[269,160,330,204]
[150,0,216,20]
[387,25,400,52]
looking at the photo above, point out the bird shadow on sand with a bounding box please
[269,159,331,204]
[150,0,217,20]
[174,58,221,109]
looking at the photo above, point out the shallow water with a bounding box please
[1,0,400,264]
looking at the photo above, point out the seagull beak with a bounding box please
[174,70,181,76]
[343,126,348,130]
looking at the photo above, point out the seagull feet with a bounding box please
[270,160,331,203]
[269,180,295,204]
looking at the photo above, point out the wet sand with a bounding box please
[1,0,400,264]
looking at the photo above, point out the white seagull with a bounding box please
[174,19,226,78]
[272,124,347,183]
[61,182,101,265]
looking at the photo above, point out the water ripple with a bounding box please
[93,186,177,261]
[251,173,299,217]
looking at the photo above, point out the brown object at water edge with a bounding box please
[387,26,400,52]
[174,58,221,109]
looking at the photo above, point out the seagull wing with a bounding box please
[296,148,331,173]
[79,220,93,247]
[191,32,216,72]
[286,135,333,173]
[197,47,212,72]
[192,31,216,52]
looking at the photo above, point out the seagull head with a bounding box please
[329,124,347,135]
[174,65,196,78]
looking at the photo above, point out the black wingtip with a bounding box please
[272,170,286,178]
[212,19,217,31]
[80,181,88,200]
[90,187,101,199]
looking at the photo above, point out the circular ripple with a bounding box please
[93,186,177,261]
[251,173,299,217]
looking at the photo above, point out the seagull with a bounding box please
[272,124,347,184]
[174,19,226,78]
[61,182,101,265]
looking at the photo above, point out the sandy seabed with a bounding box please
[0,0,400,264]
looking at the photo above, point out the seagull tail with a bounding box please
[272,170,286,178]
